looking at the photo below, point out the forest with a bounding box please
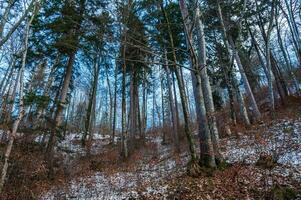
[0,0,301,199]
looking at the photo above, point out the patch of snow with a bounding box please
[41,135,187,199]
[221,117,301,180]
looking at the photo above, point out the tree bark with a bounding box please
[0,5,36,193]
[82,56,100,146]
[163,49,180,152]
[161,2,197,162]
[46,52,75,178]
[216,2,251,125]
[0,0,36,48]
[275,7,300,95]
[229,36,261,119]
[112,62,118,144]
[161,72,166,144]
[194,3,220,161]
[179,0,216,167]
[45,0,86,177]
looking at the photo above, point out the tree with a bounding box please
[45,0,87,178]
[216,0,261,122]
[0,0,39,193]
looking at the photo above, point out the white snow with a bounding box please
[221,118,301,180]
[41,117,301,199]
[41,134,187,199]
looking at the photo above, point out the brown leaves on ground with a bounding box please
[166,164,300,200]
[1,97,301,199]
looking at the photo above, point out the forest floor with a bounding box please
[1,98,301,200]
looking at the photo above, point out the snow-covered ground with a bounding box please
[42,134,187,200]
[221,117,301,181]
[41,117,301,199]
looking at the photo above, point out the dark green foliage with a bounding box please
[117,2,151,87]
[23,91,51,108]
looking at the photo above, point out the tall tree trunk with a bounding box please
[129,69,139,140]
[161,2,198,163]
[184,77,192,119]
[194,3,220,161]
[257,0,276,111]
[228,36,261,119]
[163,49,180,152]
[270,52,288,104]
[0,6,36,193]
[152,81,155,129]
[179,0,217,167]
[142,75,146,132]
[172,73,180,133]
[275,8,300,95]
[161,72,166,144]
[121,56,128,158]
[45,52,75,178]
[4,68,21,124]
[226,73,237,125]
[233,74,251,125]
[217,2,261,121]
[82,56,100,146]
[141,68,147,139]
[216,2,251,125]
[248,27,269,79]
[112,62,118,144]
[279,2,301,69]
[105,65,113,140]
[45,0,85,177]
[0,71,15,122]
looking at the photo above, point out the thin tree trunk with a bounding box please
[105,65,113,141]
[161,72,166,144]
[270,52,288,104]
[0,58,15,95]
[0,61,15,100]
[229,36,261,119]
[248,27,269,79]
[152,82,155,129]
[112,62,118,144]
[275,9,300,95]
[279,2,301,69]
[163,49,180,152]
[141,68,147,138]
[161,2,197,162]
[121,55,128,158]
[172,73,180,133]
[4,68,21,123]
[0,0,16,38]
[0,6,36,193]
[82,56,100,146]
[234,75,251,125]
[216,2,251,125]
[0,71,15,122]
[226,74,237,125]
[0,0,36,48]
[261,0,276,111]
